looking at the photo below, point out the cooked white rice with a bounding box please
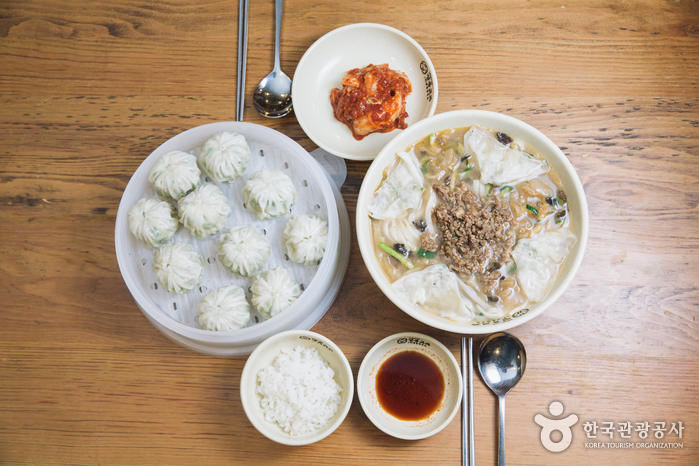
[256,345,343,436]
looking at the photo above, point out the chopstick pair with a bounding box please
[236,0,249,122]
[462,337,475,466]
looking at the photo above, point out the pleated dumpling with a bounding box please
[149,150,201,200]
[251,267,302,319]
[197,285,251,331]
[152,242,205,294]
[199,132,252,183]
[281,214,328,266]
[127,197,179,248]
[242,169,296,220]
[177,184,231,239]
[217,226,271,277]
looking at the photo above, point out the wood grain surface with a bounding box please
[1,0,698,464]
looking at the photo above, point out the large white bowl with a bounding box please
[240,330,354,446]
[292,23,438,161]
[356,110,589,334]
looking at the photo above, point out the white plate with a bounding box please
[292,23,438,161]
[357,332,462,440]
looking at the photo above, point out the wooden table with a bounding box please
[1,0,697,464]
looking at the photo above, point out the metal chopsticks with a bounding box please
[236,0,249,121]
[462,336,475,466]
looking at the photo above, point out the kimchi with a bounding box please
[330,64,412,141]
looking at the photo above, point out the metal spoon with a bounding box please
[478,332,527,466]
[253,0,293,118]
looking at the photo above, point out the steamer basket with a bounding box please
[116,122,349,357]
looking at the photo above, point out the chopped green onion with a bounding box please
[420,158,432,174]
[526,204,539,215]
[378,242,414,269]
[508,263,517,274]
[479,312,484,316]
[500,186,513,197]
[555,218,563,225]
[417,247,437,259]
[455,142,466,155]
[485,184,492,197]
[460,167,472,174]
[429,133,437,145]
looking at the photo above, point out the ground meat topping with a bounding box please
[432,182,517,295]
[420,233,439,252]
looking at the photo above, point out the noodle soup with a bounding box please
[368,125,576,323]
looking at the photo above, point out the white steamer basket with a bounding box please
[115,122,349,357]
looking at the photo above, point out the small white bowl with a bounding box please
[292,23,438,161]
[240,330,354,446]
[356,110,589,334]
[357,332,462,440]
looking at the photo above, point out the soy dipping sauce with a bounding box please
[375,351,445,421]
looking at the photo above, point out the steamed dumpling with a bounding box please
[392,263,476,323]
[217,226,271,277]
[199,132,252,183]
[197,285,251,331]
[152,242,205,294]
[149,150,201,200]
[251,267,302,319]
[464,125,547,186]
[177,184,231,239]
[242,169,296,220]
[281,215,328,266]
[127,197,179,248]
[368,151,424,220]
[511,228,576,302]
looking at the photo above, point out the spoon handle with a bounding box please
[273,0,283,72]
[498,395,506,466]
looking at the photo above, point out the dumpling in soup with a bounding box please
[511,229,576,302]
[391,264,476,323]
[368,151,424,220]
[465,125,547,186]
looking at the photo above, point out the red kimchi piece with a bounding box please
[330,63,412,141]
